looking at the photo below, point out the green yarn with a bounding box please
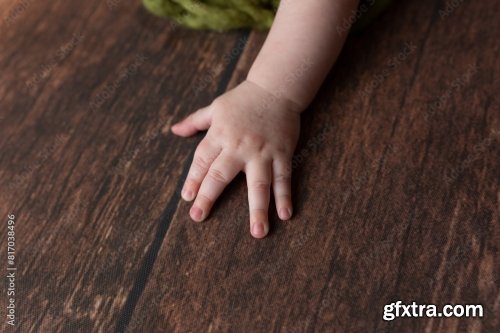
[143,0,392,32]
[143,0,279,31]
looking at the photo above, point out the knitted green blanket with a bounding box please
[143,0,392,32]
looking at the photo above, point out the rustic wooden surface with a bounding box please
[0,0,498,332]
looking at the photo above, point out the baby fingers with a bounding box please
[189,153,243,222]
[182,138,221,201]
[272,157,293,220]
[245,161,272,238]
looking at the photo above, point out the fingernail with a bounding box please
[279,208,292,220]
[251,223,267,238]
[190,206,203,221]
[182,188,194,201]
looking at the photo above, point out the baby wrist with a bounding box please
[244,77,306,114]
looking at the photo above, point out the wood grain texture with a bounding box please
[0,0,246,332]
[128,0,499,332]
[0,0,498,332]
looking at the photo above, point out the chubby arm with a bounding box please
[248,0,358,109]
[171,0,358,238]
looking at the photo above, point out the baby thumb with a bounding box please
[170,106,212,137]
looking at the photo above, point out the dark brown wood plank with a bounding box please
[129,0,499,332]
[0,1,246,331]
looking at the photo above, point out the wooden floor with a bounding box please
[0,0,498,332]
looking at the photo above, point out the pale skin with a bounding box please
[171,0,359,238]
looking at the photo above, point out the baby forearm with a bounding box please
[247,0,358,110]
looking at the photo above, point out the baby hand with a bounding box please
[171,80,301,238]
